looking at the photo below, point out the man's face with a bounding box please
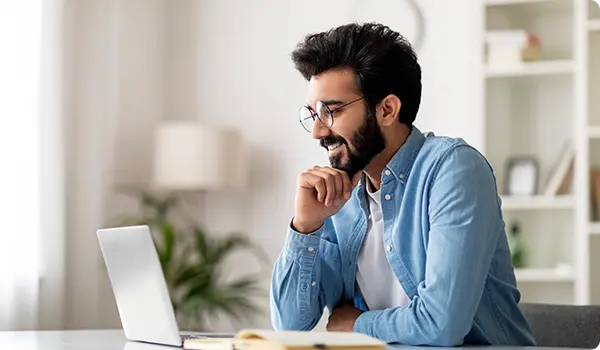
[305,69,386,178]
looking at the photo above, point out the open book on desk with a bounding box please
[183,329,386,350]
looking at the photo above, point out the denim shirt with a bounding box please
[270,126,536,346]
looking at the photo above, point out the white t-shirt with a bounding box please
[355,187,411,310]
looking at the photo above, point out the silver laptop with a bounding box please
[97,225,233,347]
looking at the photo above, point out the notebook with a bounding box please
[183,329,386,350]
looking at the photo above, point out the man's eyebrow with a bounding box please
[320,100,344,106]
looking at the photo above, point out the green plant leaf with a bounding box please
[170,263,213,289]
[159,223,175,268]
[206,234,253,265]
[108,187,269,330]
[227,277,264,295]
[193,227,210,261]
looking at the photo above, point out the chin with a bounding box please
[329,156,348,170]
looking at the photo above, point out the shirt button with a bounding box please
[307,247,314,252]
[386,245,392,252]
[385,194,392,200]
[311,281,317,287]
[399,173,405,179]
[384,169,391,176]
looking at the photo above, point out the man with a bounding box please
[270,22,536,346]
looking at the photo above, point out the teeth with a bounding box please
[328,144,341,151]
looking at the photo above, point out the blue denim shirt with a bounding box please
[270,126,536,346]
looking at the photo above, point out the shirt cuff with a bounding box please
[354,310,377,337]
[284,218,324,262]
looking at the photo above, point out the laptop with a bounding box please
[97,225,234,347]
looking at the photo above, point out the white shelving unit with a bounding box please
[481,0,600,305]
[486,0,557,6]
[485,60,575,78]
[589,19,600,31]
[588,222,600,235]
[588,125,600,138]
[585,0,600,305]
[500,195,575,210]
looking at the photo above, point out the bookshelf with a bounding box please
[485,0,557,6]
[484,60,575,78]
[588,125,600,138]
[589,19,600,31]
[588,222,600,235]
[500,195,575,210]
[480,0,600,305]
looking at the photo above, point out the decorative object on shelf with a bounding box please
[554,262,573,276]
[486,30,542,66]
[504,157,539,196]
[591,169,600,221]
[543,140,574,196]
[522,32,541,61]
[508,221,527,268]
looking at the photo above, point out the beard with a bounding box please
[320,108,386,179]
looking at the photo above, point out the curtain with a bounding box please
[0,0,44,331]
[0,0,67,330]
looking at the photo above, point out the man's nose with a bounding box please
[311,117,330,140]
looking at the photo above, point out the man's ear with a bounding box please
[378,95,401,127]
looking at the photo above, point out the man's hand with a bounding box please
[326,303,364,332]
[293,166,362,234]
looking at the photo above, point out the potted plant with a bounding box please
[111,187,268,331]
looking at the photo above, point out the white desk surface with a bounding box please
[0,329,578,350]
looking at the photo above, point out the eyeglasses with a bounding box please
[298,96,365,133]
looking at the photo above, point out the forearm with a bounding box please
[353,279,483,346]
[270,224,341,331]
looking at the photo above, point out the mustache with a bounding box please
[320,135,347,149]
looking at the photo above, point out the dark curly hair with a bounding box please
[291,22,422,126]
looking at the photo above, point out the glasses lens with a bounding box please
[316,101,332,127]
[299,106,315,132]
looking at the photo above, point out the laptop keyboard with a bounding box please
[181,334,205,341]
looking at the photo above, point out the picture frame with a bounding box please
[504,157,539,196]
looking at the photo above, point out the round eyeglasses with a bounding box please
[298,96,365,132]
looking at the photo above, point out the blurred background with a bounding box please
[1,0,599,334]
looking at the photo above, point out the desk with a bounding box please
[0,329,577,350]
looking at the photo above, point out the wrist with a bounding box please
[292,217,324,234]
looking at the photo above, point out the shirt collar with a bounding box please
[357,125,425,190]
[385,125,425,183]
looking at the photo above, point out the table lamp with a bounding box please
[152,120,247,191]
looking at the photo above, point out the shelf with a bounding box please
[485,0,555,6]
[590,222,600,235]
[500,195,575,210]
[589,126,600,139]
[515,268,574,282]
[590,20,600,32]
[485,60,575,78]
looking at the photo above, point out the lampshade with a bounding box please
[152,121,247,191]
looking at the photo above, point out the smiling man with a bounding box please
[269,22,536,346]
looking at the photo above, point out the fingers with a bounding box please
[310,168,336,207]
[301,172,328,203]
[301,166,362,207]
[323,167,353,200]
[315,167,346,204]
